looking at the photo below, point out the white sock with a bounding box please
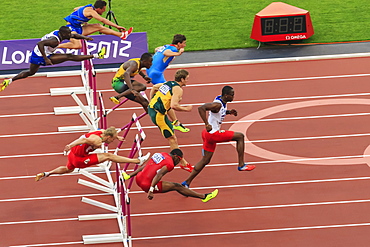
[44,172,50,177]
[93,53,98,58]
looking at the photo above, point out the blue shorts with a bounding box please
[147,68,166,85]
[66,24,83,35]
[30,51,51,66]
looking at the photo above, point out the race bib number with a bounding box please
[152,153,165,164]
[159,84,170,95]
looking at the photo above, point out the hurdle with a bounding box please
[52,40,100,132]
[112,115,146,247]
[78,113,146,246]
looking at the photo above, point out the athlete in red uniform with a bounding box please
[122,149,218,202]
[35,127,150,181]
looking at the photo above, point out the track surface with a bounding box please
[2,57,370,246]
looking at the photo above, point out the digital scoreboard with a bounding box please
[250,2,314,42]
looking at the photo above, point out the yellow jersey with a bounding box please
[114,58,141,79]
[149,81,180,114]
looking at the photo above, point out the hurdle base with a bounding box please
[54,106,89,115]
[58,125,90,132]
[82,233,124,244]
[50,86,86,96]
[79,213,117,221]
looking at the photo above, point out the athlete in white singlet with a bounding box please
[181,86,256,188]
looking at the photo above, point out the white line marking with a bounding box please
[0,130,86,138]
[1,72,370,100]
[0,112,54,118]
[9,242,83,247]
[4,197,370,226]
[0,193,110,203]
[0,217,77,226]
[132,222,370,241]
[132,198,370,217]
[127,176,370,194]
[0,93,50,99]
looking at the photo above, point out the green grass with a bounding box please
[1,0,370,51]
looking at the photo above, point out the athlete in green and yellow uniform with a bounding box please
[148,69,194,172]
[110,53,152,112]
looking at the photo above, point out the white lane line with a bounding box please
[0,112,54,118]
[132,198,370,217]
[127,176,370,194]
[9,242,83,247]
[0,152,63,159]
[0,130,85,138]
[0,193,110,203]
[0,93,50,98]
[1,72,370,100]
[4,198,370,226]
[2,79,370,118]
[3,176,370,202]
[2,110,370,138]
[0,217,77,225]
[132,222,370,241]
[189,73,370,87]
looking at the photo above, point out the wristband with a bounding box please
[149,186,155,193]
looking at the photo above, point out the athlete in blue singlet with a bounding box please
[59,0,133,49]
[64,4,95,35]
[147,34,187,85]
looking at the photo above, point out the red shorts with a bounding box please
[136,173,163,193]
[202,129,234,152]
[66,152,99,170]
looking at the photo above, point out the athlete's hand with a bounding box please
[64,144,71,154]
[147,191,154,200]
[229,109,238,116]
[45,58,53,66]
[117,26,126,32]
[183,105,193,112]
[144,76,152,83]
[131,89,140,97]
[178,48,185,55]
[117,136,125,142]
[205,124,213,132]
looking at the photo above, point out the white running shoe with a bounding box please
[138,152,151,165]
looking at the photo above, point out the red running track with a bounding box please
[3,57,370,246]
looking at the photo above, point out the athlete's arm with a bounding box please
[171,86,192,112]
[163,48,184,57]
[147,166,169,200]
[198,102,221,132]
[126,164,146,178]
[150,83,163,99]
[84,7,126,31]
[37,37,59,65]
[64,135,101,152]
[139,71,151,83]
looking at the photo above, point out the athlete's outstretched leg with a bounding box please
[35,166,73,181]
[161,181,218,202]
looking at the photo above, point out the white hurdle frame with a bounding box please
[78,113,145,246]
